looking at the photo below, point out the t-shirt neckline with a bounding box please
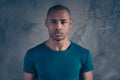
[43,41,72,53]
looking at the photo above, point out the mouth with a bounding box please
[53,29,63,36]
[53,33,63,36]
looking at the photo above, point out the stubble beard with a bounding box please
[49,29,69,41]
[50,34,66,41]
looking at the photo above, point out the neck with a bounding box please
[46,38,71,51]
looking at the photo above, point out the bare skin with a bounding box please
[24,73,34,80]
[24,9,93,80]
[83,71,93,80]
[45,10,72,51]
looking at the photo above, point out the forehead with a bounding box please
[47,10,70,20]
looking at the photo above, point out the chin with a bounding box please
[50,35,66,41]
[53,37,65,41]
[54,38,63,41]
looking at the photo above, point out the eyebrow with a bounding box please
[61,19,67,21]
[50,19,56,21]
[50,19,67,21]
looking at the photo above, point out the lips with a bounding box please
[53,29,63,36]
[53,32,63,36]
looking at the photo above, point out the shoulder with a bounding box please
[71,42,93,65]
[71,41,90,54]
[25,41,46,56]
[70,41,92,62]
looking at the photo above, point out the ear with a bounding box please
[45,19,48,27]
[69,19,72,28]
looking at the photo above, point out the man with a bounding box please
[23,5,94,80]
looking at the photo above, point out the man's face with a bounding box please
[45,10,72,41]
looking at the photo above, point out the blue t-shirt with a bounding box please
[23,41,94,80]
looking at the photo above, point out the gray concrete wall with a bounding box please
[0,0,120,80]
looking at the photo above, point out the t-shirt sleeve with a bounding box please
[81,51,94,73]
[23,50,37,74]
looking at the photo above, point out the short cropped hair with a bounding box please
[47,5,71,18]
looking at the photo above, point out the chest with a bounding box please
[34,53,82,79]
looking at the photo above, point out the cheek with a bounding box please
[48,27,54,33]
[63,27,70,33]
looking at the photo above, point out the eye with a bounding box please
[61,21,67,25]
[51,21,57,24]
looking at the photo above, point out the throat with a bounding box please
[45,40,71,51]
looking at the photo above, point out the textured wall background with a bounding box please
[0,0,120,80]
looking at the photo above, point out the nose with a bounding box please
[56,22,62,29]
